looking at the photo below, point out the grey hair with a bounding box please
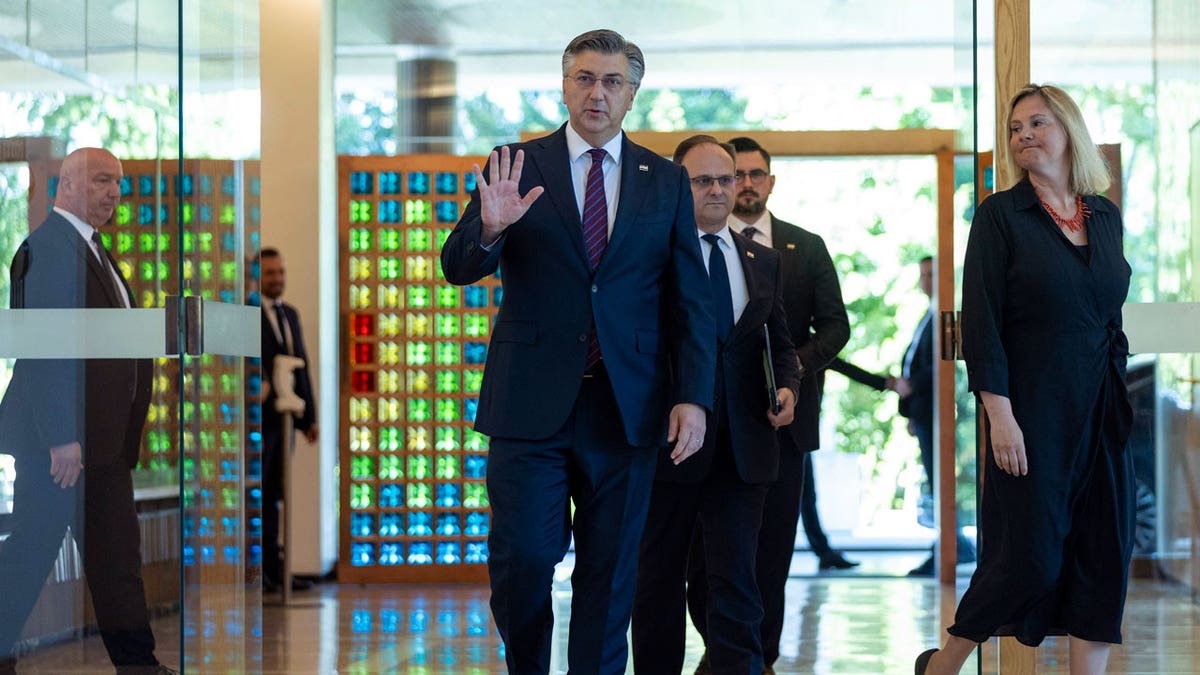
[561,29,644,87]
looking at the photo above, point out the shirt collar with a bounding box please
[54,206,97,243]
[697,225,734,249]
[565,124,623,165]
[728,209,771,235]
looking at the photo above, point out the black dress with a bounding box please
[950,178,1135,646]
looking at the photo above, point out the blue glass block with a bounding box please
[248,486,262,509]
[219,289,236,304]
[380,609,400,633]
[350,171,373,194]
[222,175,237,195]
[249,205,260,223]
[379,171,401,194]
[199,204,213,223]
[351,513,375,538]
[138,175,155,196]
[183,544,195,566]
[408,172,430,195]
[183,514,195,538]
[436,484,461,508]
[47,176,59,197]
[464,398,479,422]
[379,200,401,223]
[201,546,217,565]
[250,176,261,195]
[465,455,487,479]
[435,200,459,223]
[408,512,433,537]
[379,542,403,566]
[465,512,489,537]
[464,172,477,193]
[199,174,212,195]
[436,513,461,536]
[379,513,403,537]
[493,286,504,306]
[175,174,194,196]
[248,543,261,565]
[463,286,488,308]
[221,231,237,252]
[221,516,238,537]
[138,204,155,225]
[158,204,170,225]
[409,609,428,633]
[249,515,262,537]
[435,171,457,194]
[436,609,457,637]
[380,483,403,508]
[408,542,434,565]
[352,610,372,633]
[198,516,213,536]
[223,545,240,564]
[464,342,487,364]
[351,543,375,566]
[119,175,133,196]
[465,541,488,564]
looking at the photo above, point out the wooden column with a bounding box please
[994,0,1037,671]
[935,148,957,586]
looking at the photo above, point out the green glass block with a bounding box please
[435,228,452,249]
[182,231,195,253]
[435,455,459,479]
[223,487,239,508]
[350,483,374,509]
[351,456,374,479]
[435,370,459,394]
[378,228,401,251]
[407,228,431,252]
[406,342,431,366]
[349,228,372,252]
[221,261,238,281]
[464,429,489,451]
[116,232,134,254]
[378,455,402,480]
[407,483,432,509]
[199,261,213,280]
[464,313,489,337]
[463,483,488,508]
[435,287,459,308]
[199,232,213,252]
[220,204,236,224]
[378,257,401,280]
[115,203,132,225]
[434,342,459,365]
[408,286,430,309]
[408,398,431,423]
[435,427,460,451]
[406,256,433,281]
[405,199,432,224]
[140,261,154,281]
[221,430,238,451]
[408,426,430,451]
[464,370,484,393]
[435,398,458,422]
[434,314,460,337]
[180,202,194,224]
[200,430,215,451]
[408,455,431,480]
[350,200,372,223]
[379,426,402,452]
[221,373,238,394]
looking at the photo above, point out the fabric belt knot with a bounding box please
[1101,320,1133,454]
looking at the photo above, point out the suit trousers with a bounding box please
[0,452,156,666]
[486,372,658,675]
[260,424,286,580]
[798,451,833,557]
[637,428,769,675]
[690,431,806,666]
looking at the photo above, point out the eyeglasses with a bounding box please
[690,175,736,189]
[565,73,629,92]
[735,169,771,185]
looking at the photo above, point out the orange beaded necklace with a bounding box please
[1038,194,1090,232]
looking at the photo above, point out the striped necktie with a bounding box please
[582,148,608,369]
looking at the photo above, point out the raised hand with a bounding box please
[475,146,545,246]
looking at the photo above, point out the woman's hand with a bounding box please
[980,391,1028,476]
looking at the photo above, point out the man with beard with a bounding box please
[686,136,850,674]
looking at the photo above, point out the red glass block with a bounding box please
[353,342,375,364]
[351,371,376,393]
[352,314,375,337]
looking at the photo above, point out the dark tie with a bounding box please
[274,301,293,355]
[90,231,127,307]
[702,233,734,342]
[582,148,608,369]
[741,226,759,241]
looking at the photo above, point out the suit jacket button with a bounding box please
[591,284,598,293]
[578,333,587,342]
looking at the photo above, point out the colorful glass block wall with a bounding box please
[339,155,493,583]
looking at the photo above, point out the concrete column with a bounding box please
[396,52,457,153]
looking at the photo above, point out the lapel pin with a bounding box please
[746,250,756,259]
[786,243,796,249]
[638,164,649,172]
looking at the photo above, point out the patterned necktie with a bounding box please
[583,148,608,369]
[702,233,734,342]
[90,231,127,307]
[742,226,759,241]
[582,148,608,269]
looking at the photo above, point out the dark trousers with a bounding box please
[486,374,658,675]
[913,419,977,561]
[634,431,768,675]
[798,451,832,557]
[0,452,157,666]
[261,425,285,580]
[689,432,806,667]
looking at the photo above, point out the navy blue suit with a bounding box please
[633,231,800,674]
[0,212,157,667]
[440,124,716,675]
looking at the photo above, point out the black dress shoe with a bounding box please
[914,648,938,675]
[907,555,935,577]
[817,552,860,570]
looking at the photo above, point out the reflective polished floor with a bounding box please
[12,552,1200,673]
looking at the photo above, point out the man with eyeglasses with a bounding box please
[686,136,850,675]
[632,135,799,675]
[441,29,716,675]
